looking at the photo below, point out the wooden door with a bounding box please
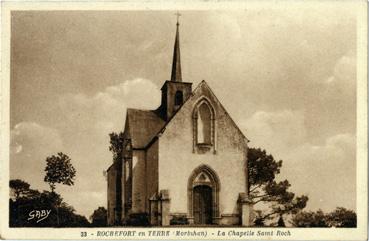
[193,185,212,224]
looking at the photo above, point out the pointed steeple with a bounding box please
[170,13,182,82]
[158,13,192,120]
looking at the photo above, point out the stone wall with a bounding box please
[131,150,146,213]
[107,163,117,225]
[146,139,159,209]
[158,81,248,224]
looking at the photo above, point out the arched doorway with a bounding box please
[193,185,212,224]
[188,165,220,225]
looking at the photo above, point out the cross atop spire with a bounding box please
[170,12,182,82]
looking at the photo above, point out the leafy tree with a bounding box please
[248,148,308,225]
[109,132,125,162]
[44,152,76,192]
[9,183,90,227]
[327,207,357,227]
[291,210,328,227]
[9,179,31,200]
[90,206,107,227]
[291,207,356,227]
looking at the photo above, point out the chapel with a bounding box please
[106,18,252,226]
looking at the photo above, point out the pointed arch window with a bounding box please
[193,98,216,153]
[197,103,211,144]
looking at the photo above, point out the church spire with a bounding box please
[170,12,182,82]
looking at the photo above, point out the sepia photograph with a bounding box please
[1,1,367,240]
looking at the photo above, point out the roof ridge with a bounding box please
[142,81,202,149]
[143,80,249,149]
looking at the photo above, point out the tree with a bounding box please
[109,132,125,162]
[291,210,328,227]
[327,207,357,227]
[9,182,90,227]
[90,207,107,227]
[9,179,31,200]
[44,152,76,192]
[109,132,125,225]
[248,148,308,225]
[291,207,356,227]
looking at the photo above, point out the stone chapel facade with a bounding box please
[106,20,252,226]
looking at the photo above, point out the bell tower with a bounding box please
[159,13,192,121]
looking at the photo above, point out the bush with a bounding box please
[126,213,150,226]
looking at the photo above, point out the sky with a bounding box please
[10,8,357,219]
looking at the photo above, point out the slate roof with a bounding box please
[124,81,249,150]
[125,108,166,149]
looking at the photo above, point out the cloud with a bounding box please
[10,78,160,217]
[55,78,159,217]
[327,51,356,83]
[241,110,356,212]
[58,78,160,135]
[302,51,357,140]
[10,122,64,190]
[282,133,356,212]
[324,51,356,100]
[241,110,306,155]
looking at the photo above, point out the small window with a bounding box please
[175,91,183,106]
